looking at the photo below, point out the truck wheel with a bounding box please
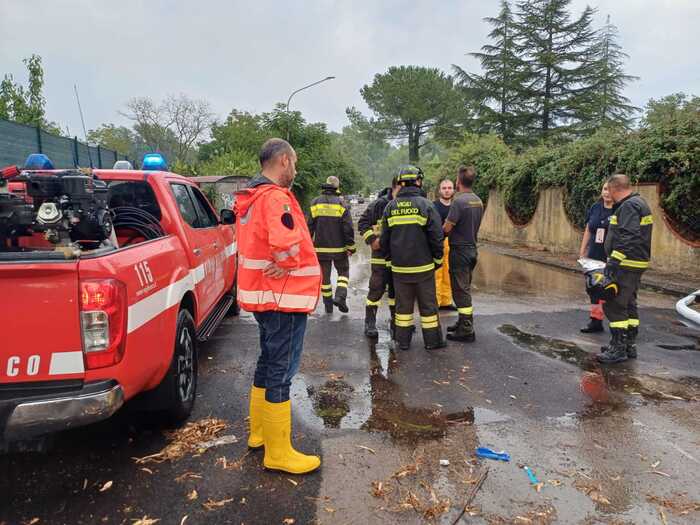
[159,309,198,422]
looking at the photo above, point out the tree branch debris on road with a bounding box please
[133,418,228,464]
[647,493,700,516]
[202,497,234,511]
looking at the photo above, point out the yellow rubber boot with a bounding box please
[247,385,265,449]
[262,400,321,474]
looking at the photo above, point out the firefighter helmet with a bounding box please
[585,269,618,302]
[397,165,424,183]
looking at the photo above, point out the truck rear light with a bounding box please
[80,279,127,369]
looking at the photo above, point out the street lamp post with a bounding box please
[285,76,335,140]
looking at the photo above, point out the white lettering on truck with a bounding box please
[5,355,40,377]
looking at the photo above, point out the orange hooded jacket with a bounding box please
[234,175,321,313]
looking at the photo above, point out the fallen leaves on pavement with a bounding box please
[187,489,198,501]
[647,493,700,516]
[573,479,611,506]
[174,472,202,483]
[371,481,392,498]
[132,517,159,525]
[99,481,113,492]
[202,497,234,511]
[134,418,228,464]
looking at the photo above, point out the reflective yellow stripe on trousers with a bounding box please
[421,314,439,329]
[395,313,414,327]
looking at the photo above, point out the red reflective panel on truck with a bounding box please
[0,263,84,383]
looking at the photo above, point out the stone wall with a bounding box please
[479,184,699,277]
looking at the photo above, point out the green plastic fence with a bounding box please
[0,118,132,169]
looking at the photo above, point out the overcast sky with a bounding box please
[1,0,698,137]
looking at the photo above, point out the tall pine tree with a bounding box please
[454,0,530,144]
[578,15,638,132]
[516,0,597,140]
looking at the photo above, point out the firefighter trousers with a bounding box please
[320,256,350,304]
[435,238,452,307]
[449,245,478,316]
[366,263,395,308]
[393,271,443,348]
[602,269,641,330]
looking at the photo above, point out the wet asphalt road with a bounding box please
[1,241,699,525]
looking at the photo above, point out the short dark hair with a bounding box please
[259,138,294,168]
[391,176,400,188]
[439,178,454,187]
[607,173,631,190]
[458,166,476,188]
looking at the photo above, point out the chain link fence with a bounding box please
[0,118,133,169]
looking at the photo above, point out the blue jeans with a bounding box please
[252,311,308,403]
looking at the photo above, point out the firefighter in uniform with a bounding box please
[444,166,483,343]
[308,176,356,314]
[358,177,399,338]
[597,174,653,364]
[380,166,446,351]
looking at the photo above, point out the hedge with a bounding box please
[429,94,700,241]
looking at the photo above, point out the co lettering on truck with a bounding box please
[5,355,41,377]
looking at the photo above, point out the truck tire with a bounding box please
[158,308,198,422]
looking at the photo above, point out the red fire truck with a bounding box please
[0,154,237,444]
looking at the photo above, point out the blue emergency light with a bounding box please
[142,153,168,171]
[24,153,55,170]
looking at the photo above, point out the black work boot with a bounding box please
[446,319,459,333]
[597,328,628,364]
[364,306,379,338]
[333,290,349,313]
[447,315,475,343]
[626,326,638,359]
[580,318,604,333]
[323,297,334,314]
[423,326,447,350]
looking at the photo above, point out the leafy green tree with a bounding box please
[0,55,62,133]
[578,15,638,132]
[331,112,393,190]
[454,1,531,144]
[197,104,363,207]
[516,0,597,140]
[87,124,146,160]
[199,110,266,162]
[356,66,465,162]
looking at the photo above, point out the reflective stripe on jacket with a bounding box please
[604,193,653,272]
[358,187,392,266]
[234,175,321,313]
[308,189,355,260]
[379,186,444,275]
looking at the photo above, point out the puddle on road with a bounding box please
[498,323,598,371]
[307,378,354,428]
[297,330,479,445]
[473,249,584,300]
[499,324,700,404]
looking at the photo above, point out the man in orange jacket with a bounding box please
[235,138,321,474]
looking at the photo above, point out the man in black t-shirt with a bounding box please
[433,179,454,308]
[443,167,483,343]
